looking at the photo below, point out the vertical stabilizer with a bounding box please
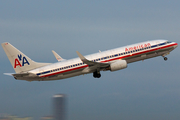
[1,42,51,73]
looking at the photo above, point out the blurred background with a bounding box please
[0,0,180,120]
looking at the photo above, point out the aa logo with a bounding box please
[14,54,30,68]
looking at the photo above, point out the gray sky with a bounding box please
[0,0,180,120]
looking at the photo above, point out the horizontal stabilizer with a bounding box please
[12,72,37,79]
[4,72,37,79]
[4,73,14,76]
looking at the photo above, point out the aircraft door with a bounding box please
[156,41,161,51]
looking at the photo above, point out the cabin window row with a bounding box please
[92,46,151,62]
[49,46,152,73]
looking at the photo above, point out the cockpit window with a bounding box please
[167,41,172,43]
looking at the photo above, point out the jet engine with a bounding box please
[109,60,127,71]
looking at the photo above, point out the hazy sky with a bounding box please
[0,1,180,120]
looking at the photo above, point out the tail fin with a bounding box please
[1,42,51,73]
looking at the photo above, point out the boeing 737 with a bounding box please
[1,40,178,81]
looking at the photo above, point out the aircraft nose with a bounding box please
[174,42,178,48]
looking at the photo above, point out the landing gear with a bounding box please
[93,71,101,78]
[163,57,168,61]
[162,53,169,61]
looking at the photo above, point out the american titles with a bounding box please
[125,43,151,52]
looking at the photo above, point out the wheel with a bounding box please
[93,72,97,78]
[97,73,101,78]
[164,57,168,61]
[93,72,101,78]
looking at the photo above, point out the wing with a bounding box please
[76,51,110,72]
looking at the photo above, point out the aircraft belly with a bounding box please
[43,67,86,81]
[44,71,84,80]
[15,76,42,81]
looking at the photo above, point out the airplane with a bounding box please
[1,40,178,81]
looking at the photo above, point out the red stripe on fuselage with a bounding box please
[40,43,177,78]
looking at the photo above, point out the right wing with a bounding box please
[76,51,110,72]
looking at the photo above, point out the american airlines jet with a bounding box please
[1,40,178,81]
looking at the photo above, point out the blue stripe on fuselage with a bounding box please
[36,42,170,77]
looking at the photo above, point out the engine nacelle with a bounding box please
[110,60,127,71]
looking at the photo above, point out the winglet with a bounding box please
[52,50,65,61]
[76,51,87,61]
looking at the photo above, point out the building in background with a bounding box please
[53,94,66,120]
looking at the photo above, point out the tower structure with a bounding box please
[53,94,66,120]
